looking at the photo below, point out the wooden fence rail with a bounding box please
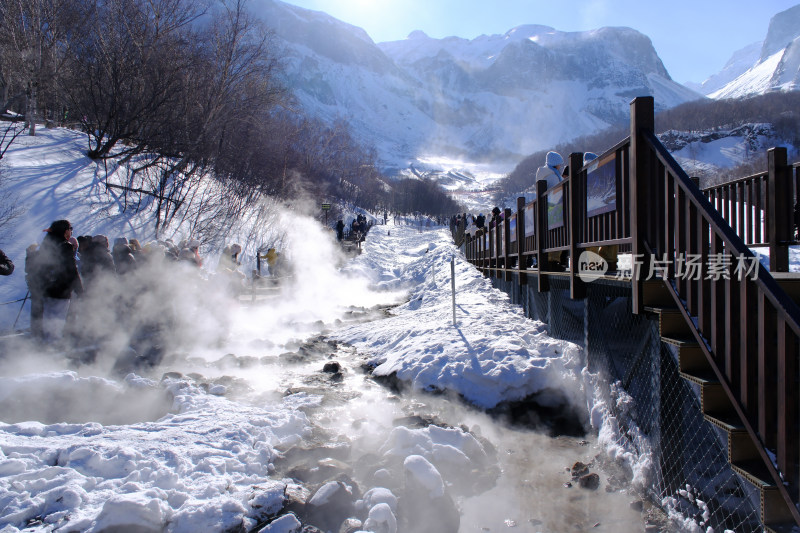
[463,96,800,528]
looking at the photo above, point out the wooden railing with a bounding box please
[700,157,800,271]
[637,125,800,524]
[463,96,800,527]
[468,138,636,296]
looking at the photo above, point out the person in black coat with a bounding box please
[336,220,344,241]
[36,220,83,342]
[81,235,116,287]
[0,249,13,276]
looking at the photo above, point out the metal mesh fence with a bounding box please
[490,273,763,531]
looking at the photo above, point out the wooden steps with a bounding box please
[652,295,797,531]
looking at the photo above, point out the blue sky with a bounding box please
[282,0,800,84]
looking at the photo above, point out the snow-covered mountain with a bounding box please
[254,0,701,174]
[707,4,800,99]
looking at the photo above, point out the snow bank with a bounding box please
[334,225,585,410]
[0,374,308,532]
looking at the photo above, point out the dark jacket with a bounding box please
[0,249,13,276]
[113,243,136,275]
[36,232,83,299]
[81,242,116,285]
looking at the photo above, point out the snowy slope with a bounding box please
[708,4,800,98]
[685,41,761,95]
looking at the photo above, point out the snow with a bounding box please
[334,231,585,409]
[0,125,643,531]
[403,455,445,499]
[710,50,784,99]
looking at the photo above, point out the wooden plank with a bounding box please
[536,180,549,293]
[777,317,799,499]
[568,153,586,299]
[741,280,759,420]
[517,197,528,286]
[768,148,790,271]
[629,97,654,314]
[759,290,778,449]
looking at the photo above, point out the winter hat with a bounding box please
[179,248,197,262]
[46,220,71,236]
[583,152,598,166]
[545,151,564,169]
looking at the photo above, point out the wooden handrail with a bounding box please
[643,129,800,524]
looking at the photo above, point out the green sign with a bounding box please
[321,203,331,210]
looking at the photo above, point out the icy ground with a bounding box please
[0,224,652,532]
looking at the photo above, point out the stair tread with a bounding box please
[704,411,746,432]
[661,336,699,347]
[644,305,681,314]
[765,521,798,533]
[680,369,720,385]
[731,459,780,489]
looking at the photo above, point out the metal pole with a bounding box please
[451,257,456,325]
[12,291,30,330]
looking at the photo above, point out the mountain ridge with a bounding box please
[256,0,702,174]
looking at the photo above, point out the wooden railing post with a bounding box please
[629,96,654,314]
[536,180,549,293]
[768,147,790,272]
[504,208,512,281]
[488,221,495,276]
[517,196,527,286]
[568,152,586,300]
[495,217,502,279]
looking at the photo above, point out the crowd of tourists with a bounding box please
[3,219,251,349]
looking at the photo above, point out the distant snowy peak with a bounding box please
[379,25,669,77]
[687,41,761,95]
[255,0,396,73]
[254,0,702,170]
[761,4,800,60]
[708,4,800,99]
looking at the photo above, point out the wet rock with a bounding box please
[312,458,353,482]
[392,415,435,428]
[322,361,341,373]
[630,500,644,512]
[305,481,356,533]
[282,483,310,520]
[338,518,363,533]
[161,371,183,380]
[255,513,302,533]
[571,461,590,478]
[278,442,352,466]
[279,352,305,364]
[578,473,600,490]
[369,372,406,394]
